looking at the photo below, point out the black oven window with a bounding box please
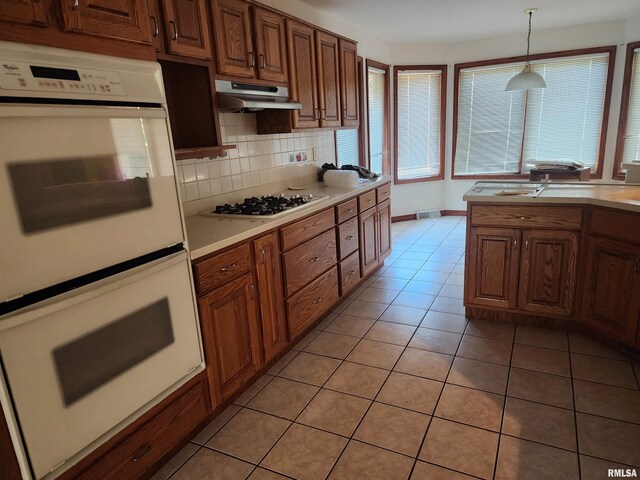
[52,298,174,406]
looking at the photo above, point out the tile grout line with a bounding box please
[568,335,584,480]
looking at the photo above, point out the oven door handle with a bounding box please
[0,104,167,120]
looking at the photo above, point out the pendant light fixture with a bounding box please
[505,8,546,91]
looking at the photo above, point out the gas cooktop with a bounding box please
[199,193,329,219]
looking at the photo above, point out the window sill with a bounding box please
[394,174,444,185]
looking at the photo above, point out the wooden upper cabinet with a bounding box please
[582,236,640,343]
[59,0,152,44]
[518,230,578,316]
[287,19,319,128]
[339,38,359,126]
[253,7,287,83]
[253,232,287,364]
[147,0,163,51]
[315,31,341,128]
[0,0,48,27]
[212,0,254,78]
[466,227,520,309]
[161,0,211,58]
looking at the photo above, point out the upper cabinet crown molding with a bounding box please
[59,0,153,44]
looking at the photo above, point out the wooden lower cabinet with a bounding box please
[253,232,287,364]
[339,250,361,295]
[466,227,520,309]
[378,199,391,261]
[582,236,640,343]
[359,206,378,277]
[518,230,579,316]
[198,273,261,406]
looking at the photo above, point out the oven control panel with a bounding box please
[0,62,126,96]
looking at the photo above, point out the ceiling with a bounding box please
[298,0,640,43]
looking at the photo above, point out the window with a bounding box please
[394,65,446,183]
[453,47,615,178]
[335,129,360,166]
[367,60,390,174]
[614,41,640,179]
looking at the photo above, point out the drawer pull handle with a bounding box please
[72,0,79,9]
[313,297,322,304]
[309,257,320,263]
[367,199,373,203]
[348,270,355,277]
[132,444,151,463]
[221,263,236,272]
[346,235,354,241]
[346,208,354,213]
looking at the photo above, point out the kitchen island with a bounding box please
[463,181,640,355]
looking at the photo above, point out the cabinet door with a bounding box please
[582,236,640,343]
[213,0,254,78]
[198,273,261,405]
[359,207,379,276]
[162,0,211,59]
[315,31,341,127]
[0,0,47,27]
[253,233,287,364]
[287,19,319,128]
[339,38,359,126]
[253,7,287,83]
[518,230,579,316]
[148,0,164,51]
[59,0,152,44]
[377,199,391,261]
[466,227,520,309]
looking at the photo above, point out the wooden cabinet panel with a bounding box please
[518,230,579,316]
[339,250,360,296]
[467,227,520,309]
[0,0,47,27]
[337,217,359,260]
[59,0,152,44]
[199,273,261,403]
[359,206,379,277]
[253,232,287,363]
[582,236,640,342]
[74,375,208,480]
[213,0,253,77]
[193,243,251,295]
[590,207,640,245]
[253,6,287,83]
[283,229,337,296]
[280,208,334,251]
[286,19,319,128]
[335,198,357,223]
[358,190,376,212]
[378,199,391,261]
[315,31,341,127]
[376,183,391,203]
[162,0,211,59]
[286,266,339,338]
[339,38,358,126]
[470,205,583,230]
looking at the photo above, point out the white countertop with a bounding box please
[185,176,391,260]
[463,181,640,213]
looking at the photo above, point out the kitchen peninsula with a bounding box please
[463,182,640,352]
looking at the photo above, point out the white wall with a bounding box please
[389,17,640,215]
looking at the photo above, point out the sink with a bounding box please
[471,182,546,197]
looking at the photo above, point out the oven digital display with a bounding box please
[30,65,81,82]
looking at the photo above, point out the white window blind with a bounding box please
[454,52,610,176]
[396,69,442,180]
[368,67,386,174]
[623,48,640,163]
[335,129,360,167]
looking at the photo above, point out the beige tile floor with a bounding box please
[154,217,640,480]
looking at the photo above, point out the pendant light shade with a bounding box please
[506,8,546,92]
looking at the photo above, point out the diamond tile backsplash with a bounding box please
[176,112,335,204]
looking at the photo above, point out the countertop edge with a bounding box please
[462,193,640,214]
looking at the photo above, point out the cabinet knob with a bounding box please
[346,235,354,241]
[309,256,320,263]
[220,263,236,272]
[313,297,322,304]
[346,208,353,213]
[348,270,355,277]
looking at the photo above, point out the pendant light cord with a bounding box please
[526,10,533,66]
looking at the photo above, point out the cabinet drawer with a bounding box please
[283,229,337,296]
[336,198,358,223]
[376,183,391,203]
[339,250,361,295]
[470,204,583,230]
[590,207,640,245]
[287,266,340,339]
[358,190,377,212]
[337,217,359,260]
[76,375,208,480]
[281,208,335,251]
[194,243,252,294]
